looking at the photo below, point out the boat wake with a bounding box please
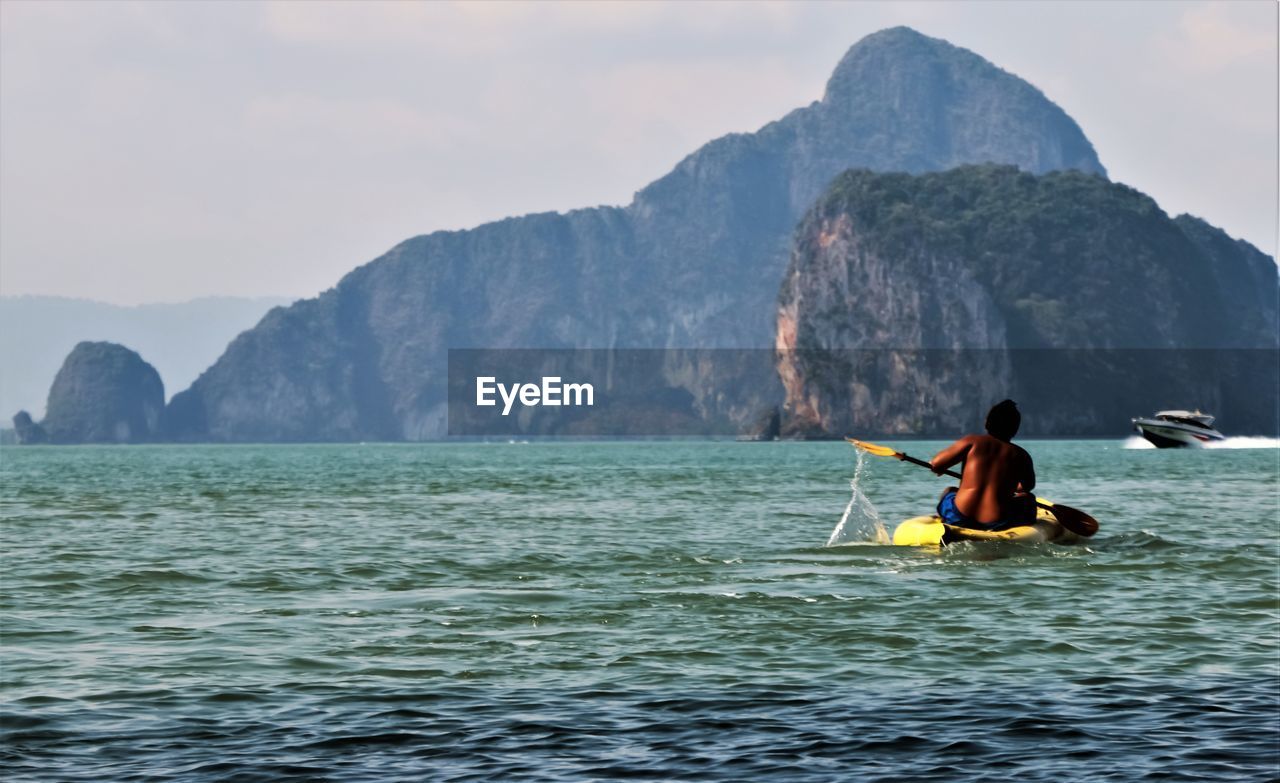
[1207,436,1280,449]
[826,449,889,546]
[1124,436,1279,450]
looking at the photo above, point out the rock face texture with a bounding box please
[38,342,165,444]
[775,166,1279,437]
[164,26,1108,442]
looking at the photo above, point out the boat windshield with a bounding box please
[1155,413,1215,429]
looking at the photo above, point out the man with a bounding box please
[930,399,1036,530]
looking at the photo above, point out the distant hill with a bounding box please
[775,165,1279,437]
[0,295,291,418]
[33,342,166,444]
[164,27,1108,442]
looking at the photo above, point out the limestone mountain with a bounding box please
[31,342,166,444]
[164,27,1107,442]
[775,166,1279,437]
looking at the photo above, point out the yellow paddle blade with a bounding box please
[845,438,899,458]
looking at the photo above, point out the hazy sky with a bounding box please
[1,1,1275,305]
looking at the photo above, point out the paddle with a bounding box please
[846,438,1098,537]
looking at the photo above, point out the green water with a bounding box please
[2,441,1277,780]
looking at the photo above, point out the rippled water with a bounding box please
[2,441,1277,781]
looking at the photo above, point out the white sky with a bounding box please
[1,0,1275,305]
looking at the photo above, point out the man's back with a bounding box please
[932,433,1035,524]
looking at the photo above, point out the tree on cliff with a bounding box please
[775,165,1278,437]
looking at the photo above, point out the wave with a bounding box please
[1098,530,1181,550]
[6,679,1278,782]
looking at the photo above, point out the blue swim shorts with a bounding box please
[937,489,1022,532]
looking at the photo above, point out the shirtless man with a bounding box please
[930,399,1036,529]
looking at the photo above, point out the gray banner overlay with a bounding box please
[447,349,1279,438]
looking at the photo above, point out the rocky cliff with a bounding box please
[11,411,47,445]
[0,295,289,420]
[775,166,1279,437]
[31,342,166,444]
[164,26,1107,442]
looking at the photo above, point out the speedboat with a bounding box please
[1132,410,1225,448]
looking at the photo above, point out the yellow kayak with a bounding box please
[892,499,1082,546]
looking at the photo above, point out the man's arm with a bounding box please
[1020,448,1036,492]
[930,437,972,475]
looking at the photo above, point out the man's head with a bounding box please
[985,399,1021,441]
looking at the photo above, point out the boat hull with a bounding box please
[1133,420,1224,448]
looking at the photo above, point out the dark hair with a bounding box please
[985,399,1021,440]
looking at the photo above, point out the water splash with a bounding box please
[1122,436,1155,450]
[826,449,889,546]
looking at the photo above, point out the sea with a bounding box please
[2,439,1277,781]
